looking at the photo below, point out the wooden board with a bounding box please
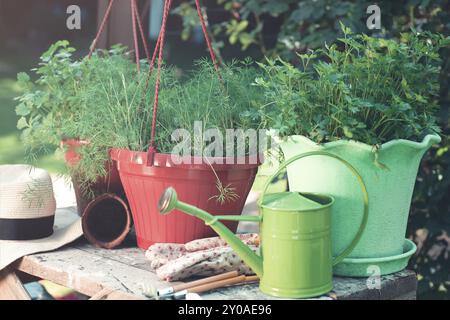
[3,176,413,300]
[13,238,417,300]
[0,268,31,300]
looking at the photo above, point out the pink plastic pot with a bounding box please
[110,148,260,249]
[61,139,125,215]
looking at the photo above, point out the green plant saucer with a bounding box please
[333,239,417,277]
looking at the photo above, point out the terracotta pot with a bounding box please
[82,193,131,249]
[110,148,261,249]
[61,139,125,215]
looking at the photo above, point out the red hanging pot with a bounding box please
[110,148,260,249]
[61,139,125,215]
[105,0,261,249]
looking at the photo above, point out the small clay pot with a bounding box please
[61,139,125,216]
[82,193,131,249]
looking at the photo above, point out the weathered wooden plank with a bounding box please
[200,270,417,300]
[14,246,170,300]
[43,174,418,300]
[16,240,417,300]
[73,238,153,272]
[0,268,31,300]
[332,270,417,300]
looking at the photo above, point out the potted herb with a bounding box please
[15,41,132,214]
[68,60,264,248]
[255,26,449,276]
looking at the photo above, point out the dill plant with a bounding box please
[61,59,264,193]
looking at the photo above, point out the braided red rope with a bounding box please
[88,0,115,58]
[146,0,222,165]
[194,0,220,72]
[141,29,161,95]
[147,0,172,165]
[131,0,141,71]
[150,31,162,74]
[133,0,151,62]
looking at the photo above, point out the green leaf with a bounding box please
[339,21,353,35]
[17,72,30,84]
[17,117,28,130]
[343,126,353,138]
[41,40,71,62]
[15,103,31,116]
[236,20,249,32]
[239,32,255,50]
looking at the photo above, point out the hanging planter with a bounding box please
[111,150,259,248]
[14,6,142,217]
[61,139,124,215]
[107,0,262,248]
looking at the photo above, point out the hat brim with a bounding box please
[0,207,82,270]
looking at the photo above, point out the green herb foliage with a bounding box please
[254,26,449,145]
[14,41,135,159]
[16,41,264,197]
[74,60,261,184]
[57,55,262,192]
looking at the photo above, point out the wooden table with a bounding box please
[0,180,418,300]
[0,232,418,300]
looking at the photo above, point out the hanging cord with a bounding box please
[131,0,141,71]
[146,0,172,165]
[146,0,222,165]
[133,0,151,62]
[194,0,221,74]
[135,3,165,132]
[89,0,148,67]
[88,0,115,58]
[141,28,162,95]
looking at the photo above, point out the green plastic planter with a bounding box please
[279,134,441,276]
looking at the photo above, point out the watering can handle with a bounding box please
[260,151,369,266]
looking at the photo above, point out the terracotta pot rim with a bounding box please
[110,147,263,170]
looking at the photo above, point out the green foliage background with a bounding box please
[175,0,450,299]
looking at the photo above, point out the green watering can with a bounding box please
[158,151,369,298]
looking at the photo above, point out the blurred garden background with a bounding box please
[0,0,449,299]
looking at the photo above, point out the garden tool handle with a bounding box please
[260,151,369,266]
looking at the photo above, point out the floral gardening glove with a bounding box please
[156,245,258,281]
[145,243,186,270]
[145,233,259,281]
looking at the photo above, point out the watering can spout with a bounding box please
[158,187,264,277]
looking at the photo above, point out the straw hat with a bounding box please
[0,165,82,270]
